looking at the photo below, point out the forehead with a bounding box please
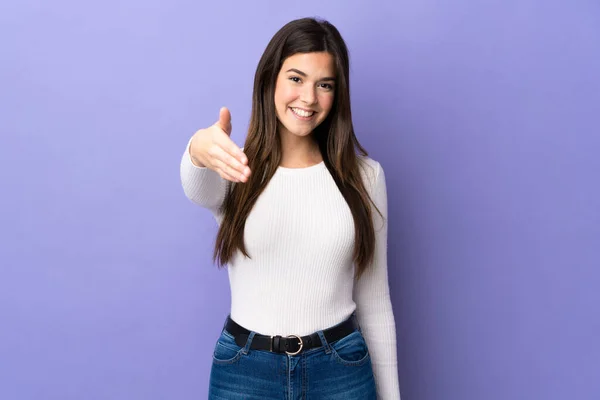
[280,52,335,76]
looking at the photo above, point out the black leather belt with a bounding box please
[224,314,359,356]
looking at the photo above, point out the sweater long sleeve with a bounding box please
[180,138,400,399]
[352,165,401,399]
[180,137,231,216]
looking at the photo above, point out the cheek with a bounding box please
[319,94,335,115]
[275,85,297,106]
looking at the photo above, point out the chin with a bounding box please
[289,128,316,138]
[278,119,317,137]
[289,127,314,137]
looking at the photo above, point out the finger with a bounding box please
[214,158,247,182]
[215,167,240,183]
[216,107,232,135]
[211,144,248,175]
[216,151,249,181]
[215,135,250,168]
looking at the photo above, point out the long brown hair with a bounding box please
[213,17,383,279]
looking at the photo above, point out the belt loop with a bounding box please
[316,330,331,354]
[241,331,255,355]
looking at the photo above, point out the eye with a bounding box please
[289,76,301,83]
[319,83,334,90]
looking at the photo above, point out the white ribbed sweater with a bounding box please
[180,138,400,399]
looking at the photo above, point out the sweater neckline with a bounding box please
[276,160,326,174]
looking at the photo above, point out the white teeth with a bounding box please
[291,107,314,118]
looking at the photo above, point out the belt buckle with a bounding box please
[285,334,303,356]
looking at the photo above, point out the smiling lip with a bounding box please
[291,107,316,112]
[289,107,316,121]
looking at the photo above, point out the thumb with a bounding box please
[216,106,232,136]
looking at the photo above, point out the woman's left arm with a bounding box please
[353,162,401,400]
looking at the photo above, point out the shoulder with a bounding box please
[357,155,384,191]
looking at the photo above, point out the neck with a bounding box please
[278,128,322,168]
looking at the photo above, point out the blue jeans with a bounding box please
[208,319,377,399]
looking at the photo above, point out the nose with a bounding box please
[300,85,317,105]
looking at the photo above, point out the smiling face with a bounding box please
[274,52,336,140]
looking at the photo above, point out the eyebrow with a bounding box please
[286,68,336,82]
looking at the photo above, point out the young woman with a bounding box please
[180,17,400,400]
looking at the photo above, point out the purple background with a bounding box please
[1,1,599,399]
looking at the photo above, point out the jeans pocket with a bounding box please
[330,330,371,366]
[212,330,244,365]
